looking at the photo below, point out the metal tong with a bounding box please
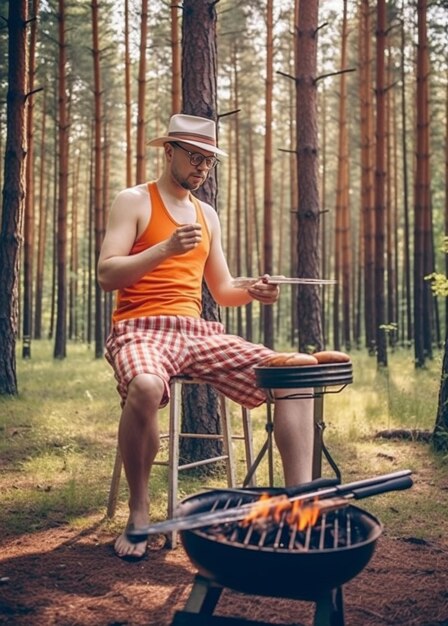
[127,470,413,542]
[231,276,336,288]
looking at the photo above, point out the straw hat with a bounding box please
[147,114,227,156]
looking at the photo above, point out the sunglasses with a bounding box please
[171,142,219,169]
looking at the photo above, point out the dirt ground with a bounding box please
[1,519,448,626]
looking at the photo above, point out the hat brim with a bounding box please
[147,136,227,157]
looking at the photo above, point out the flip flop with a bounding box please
[115,523,148,561]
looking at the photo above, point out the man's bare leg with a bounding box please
[273,388,314,486]
[114,374,164,558]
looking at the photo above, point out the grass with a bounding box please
[0,340,447,543]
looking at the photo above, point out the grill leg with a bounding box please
[312,390,324,479]
[183,574,223,615]
[312,390,342,482]
[242,400,274,488]
[313,587,344,626]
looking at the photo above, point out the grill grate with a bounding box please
[195,505,368,553]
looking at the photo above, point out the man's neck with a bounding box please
[156,172,190,202]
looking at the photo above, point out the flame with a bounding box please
[286,498,321,530]
[241,494,322,531]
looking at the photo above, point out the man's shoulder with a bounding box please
[116,183,149,201]
[112,183,150,211]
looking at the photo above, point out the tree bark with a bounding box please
[374,0,388,367]
[135,0,148,184]
[171,2,181,114]
[180,0,222,468]
[263,0,274,349]
[33,87,48,340]
[53,0,69,359]
[91,0,104,358]
[399,12,412,347]
[295,0,323,353]
[0,0,27,394]
[124,0,132,188]
[414,0,429,368]
[334,0,351,351]
[22,0,39,359]
[359,0,376,353]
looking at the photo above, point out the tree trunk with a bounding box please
[22,0,39,359]
[334,0,351,351]
[359,0,376,353]
[295,0,323,353]
[445,72,448,333]
[263,0,274,349]
[232,45,243,338]
[33,87,48,340]
[53,0,69,359]
[414,0,429,368]
[135,0,148,184]
[69,152,80,340]
[400,13,412,347]
[290,0,299,346]
[0,0,27,395]
[374,0,388,367]
[92,0,104,358]
[171,2,181,114]
[180,0,222,469]
[124,0,132,188]
[102,121,112,341]
[386,50,397,349]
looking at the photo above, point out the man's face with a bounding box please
[169,142,217,191]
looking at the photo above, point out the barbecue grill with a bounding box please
[129,472,413,626]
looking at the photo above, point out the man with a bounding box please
[98,114,314,560]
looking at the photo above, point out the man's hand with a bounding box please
[247,274,280,305]
[168,223,202,255]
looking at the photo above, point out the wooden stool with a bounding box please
[106,376,256,542]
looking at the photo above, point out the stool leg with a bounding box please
[241,407,256,486]
[167,380,181,547]
[266,401,274,486]
[218,394,236,488]
[106,446,122,518]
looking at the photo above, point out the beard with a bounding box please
[172,165,206,191]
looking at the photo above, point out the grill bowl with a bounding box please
[254,362,353,389]
[178,490,382,601]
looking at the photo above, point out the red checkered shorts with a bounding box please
[105,316,276,409]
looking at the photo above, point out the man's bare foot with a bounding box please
[115,521,148,560]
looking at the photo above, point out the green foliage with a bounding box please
[425,238,448,296]
[425,272,448,297]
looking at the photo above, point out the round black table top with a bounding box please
[254,361,353,389]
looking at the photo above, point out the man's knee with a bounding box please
[126,374,165,411]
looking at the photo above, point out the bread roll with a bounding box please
[262,353,292,366]
[263,352,318,367]
[285,353,318,366]
[313,350,351,364]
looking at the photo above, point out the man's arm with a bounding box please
[98,187,202,292]
[203,204,279,307]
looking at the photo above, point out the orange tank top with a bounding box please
[112,182,211,322]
